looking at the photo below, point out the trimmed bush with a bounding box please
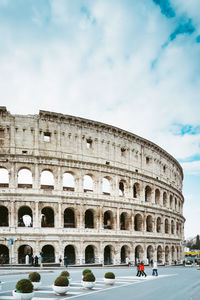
[104,272,115,279]
[29,272,41,282]
[16,279,33,293]
[54,276,69,287]
[60,271,70,277]
[83,272,95,282]
[82,269,92,276]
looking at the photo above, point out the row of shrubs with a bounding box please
[15,269,115,293]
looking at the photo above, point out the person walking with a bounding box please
[152,261,158,276]
[64,256,68,268]
[139,262,147,277]
[136,261,141,276]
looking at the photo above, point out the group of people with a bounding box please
[136,260,158,277]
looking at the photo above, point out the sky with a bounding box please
[0,0,199,239]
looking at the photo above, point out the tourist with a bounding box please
[136,261,141,276]
[152,261,158,276]
[139,262,147,277]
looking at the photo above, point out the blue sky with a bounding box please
[0,0,200,238]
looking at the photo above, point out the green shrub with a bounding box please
[29,272,41,282]
[54,276,69,287]
[16,279,33,293]
[83,272,95,282]
[82,269,92,276]
[104,272,115,279]
[60,270,70,277]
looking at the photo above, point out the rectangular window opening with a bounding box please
[86,139,92,149]
[44,132,51,142]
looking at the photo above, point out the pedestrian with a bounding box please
[152,261,158,276]
[126,257,130,267]
[136,261,140,276]
[31,255,34,266]
[64,256,68,268]
[59,256,62,265]
[34,255,39,267]
[139,262,147,277]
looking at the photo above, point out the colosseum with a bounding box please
[0,106,185,266]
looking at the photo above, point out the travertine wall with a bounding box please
[0,107,185,265]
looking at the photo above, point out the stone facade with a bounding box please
[0,107,185,265]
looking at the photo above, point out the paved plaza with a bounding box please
[0,266,199,300]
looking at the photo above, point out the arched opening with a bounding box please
[18,245,33,264]
[165,246,169,263]
[83,175,93,192]
[0,245,9,264]
[175,198,177,210]
[85,210,94,229]
[145,186,151,202]
[18,206,32,227]
[157,246,163,263]
[135,245,143,264]
[171,220,174,234]
[18,168,32,188]
[64,245,76,265]
[156,217,161,233]
[64,208,75,228]
[40,170,54,190]
[165,219,169,234]
[119,181,125,196]
[41,207,54,227]
[155,189,160,205]
[42,245,55,263]
[176,222,179,235]
[170,195,173,209]
[120,212,129,230]
[121,246,126,263]
[102,178,110,195]
[104,211,113,229]
[133,183,140,198]
[104,245,112,265]
[147,245,154,264]
[0,168,9,187]
[0,206,8,226]
[146,215,153,232]
[163,192,167,207]
[63,173,75,191]
[134,214,142,231]
[172,246,175,262]
[85,245,95,264]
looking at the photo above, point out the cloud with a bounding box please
[152,0,175,18]
[169,18,195,41]
[181,161,200,175]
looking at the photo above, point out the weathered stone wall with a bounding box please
[0,107,185,265]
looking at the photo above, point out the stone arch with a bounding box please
[18,168,32,188]
[147,245,154,264]
[120,245,130,263]
[102,177,111,195]
[171,246,175,262]
[64,245,76,265]
[104,245,113,265]
[120,212,129,230]
[40,170,54,189]
[83,175,93,192]
[64,208,75,228]
[85,245,95,264]
[165,246,170,263]
[0,167,9,187]
[18,245,33,264]
[163,192,167,207]
[157,245,163,263]
[119,180,125,196]
[175,198,177,211]
[170,195,173,209]
[165,219,169,234]
[146,215,153,232]
[85,209,94,229]
[133,183,140,198]
[155,189,160,205]
[41,207,54,227]
[134,213,143,231]
[156,217,161,233]
[104,210,113,229]
[145,186,152,202]
[63,172,75,191]
[0,244,9,264]
[18,206,32,227]
[42,244,55,263]
[135,245,143,264]
[0,206,8,226]
[171,220,175,234]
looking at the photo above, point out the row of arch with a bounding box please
[0,167,182,212]
[0,243,182,265]
[0,205,183,235]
